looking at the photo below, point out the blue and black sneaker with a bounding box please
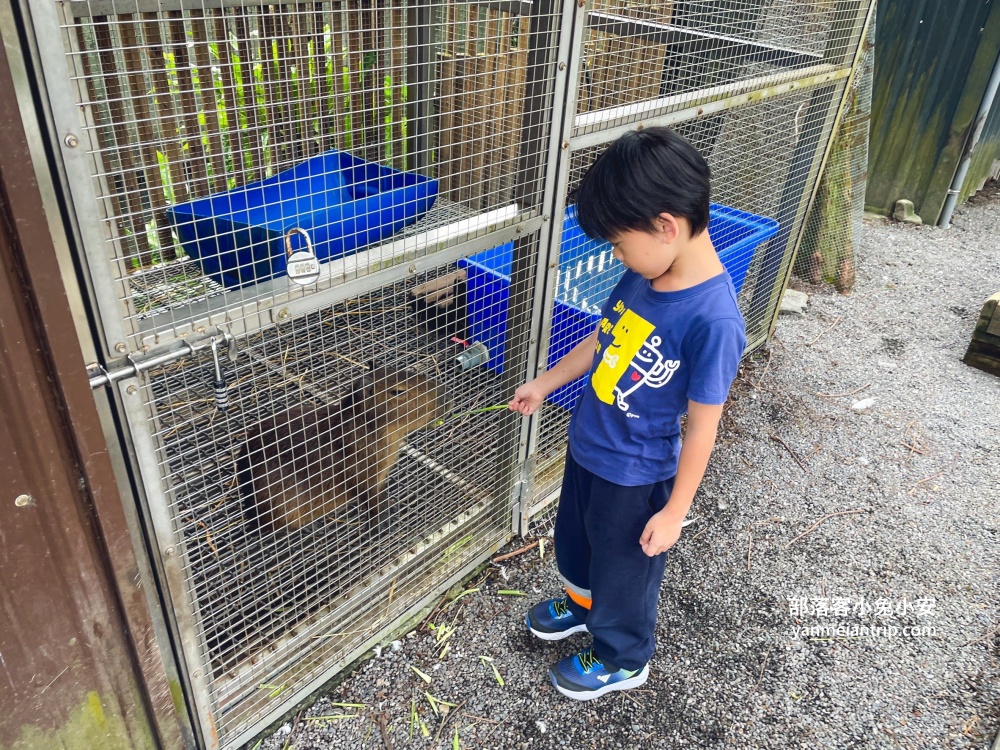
[549,647,649,700]
[525,596,588,641]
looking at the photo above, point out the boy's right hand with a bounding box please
[508,380,547,416]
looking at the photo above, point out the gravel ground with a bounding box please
[253,190,1000,750]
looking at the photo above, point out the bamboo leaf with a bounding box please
[410,665,432,684]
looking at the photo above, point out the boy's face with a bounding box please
[607,214,686,281]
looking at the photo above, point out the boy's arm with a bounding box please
[639,399,723,556]
[509,327,598,416]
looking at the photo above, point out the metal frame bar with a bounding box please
[513,0,590,535]
[116,375,217,750]
[500,0,580,537]
[572,63,849,148]
[21,0,135,356]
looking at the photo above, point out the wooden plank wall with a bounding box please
[435,4,529,211]
[577,0,671,113]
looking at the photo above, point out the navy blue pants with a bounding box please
[554,449,674,672]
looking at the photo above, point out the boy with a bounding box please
[508,127,746,700]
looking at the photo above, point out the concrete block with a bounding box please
[892,199,923,225]
[779,288,809,315]
[964,293,1000,377]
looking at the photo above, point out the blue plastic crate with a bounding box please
[166,150,438,289]
[458,203,778,409]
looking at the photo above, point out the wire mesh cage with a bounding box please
[19,0,872,745]
[574,0,860,137]
[524,0,869,512]
[131,253,538,743]
[794,5,875,293]
[39,0,565,745]
[529,85,847,507]
[54,0,557,354]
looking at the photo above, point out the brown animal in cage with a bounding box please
[239,367,450,531]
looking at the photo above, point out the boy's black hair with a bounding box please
[573,127,711,241]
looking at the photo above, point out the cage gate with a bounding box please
[15,0,872,745]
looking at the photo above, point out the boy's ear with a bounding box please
[655,212,681,244]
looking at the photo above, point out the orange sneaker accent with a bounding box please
[566,587,592,610]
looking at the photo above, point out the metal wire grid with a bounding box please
[795,5,874,293]
[53,0,555,352]
[133,252,534,744]
[529,83,846,509]
[573,0,865,137]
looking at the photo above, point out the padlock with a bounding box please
[284,227,321,286]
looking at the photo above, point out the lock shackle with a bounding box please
[284,227,314,258]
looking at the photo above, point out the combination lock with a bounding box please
[284,227,321,286]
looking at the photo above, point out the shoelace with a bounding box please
[578,648,602,674]
[553,598,570,618]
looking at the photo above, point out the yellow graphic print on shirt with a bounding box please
[591,301,682,412]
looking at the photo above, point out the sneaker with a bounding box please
[525,596,588,641]
[548,647,649,700]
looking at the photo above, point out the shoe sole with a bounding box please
[549,664,650,701]
[525,612,589,641]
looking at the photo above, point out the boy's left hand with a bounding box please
[639,510,683,557]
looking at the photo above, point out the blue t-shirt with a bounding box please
[568,269,746,486]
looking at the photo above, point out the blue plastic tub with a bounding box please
[166,150,438,289]
[459,203,778,409]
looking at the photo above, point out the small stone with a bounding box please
[779,289,809,315]
[892,199,923,225]
[878,360,898,370]
[852,397,877,411]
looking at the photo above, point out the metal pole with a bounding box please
[502,0,579,535]
[939,48,1000,228]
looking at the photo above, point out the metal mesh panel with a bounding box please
[530,83,846,509]
[795,4,875,293]
[133,251,538,743]
[574,0,863,136]
[37,0,563,746]
[55,0,551,352]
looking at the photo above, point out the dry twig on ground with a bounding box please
[770,433,810,473]
[492,540,540,563]
[786,509,869,548]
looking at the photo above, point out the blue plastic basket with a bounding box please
[459,203,778,409]
[166,150,438,289]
